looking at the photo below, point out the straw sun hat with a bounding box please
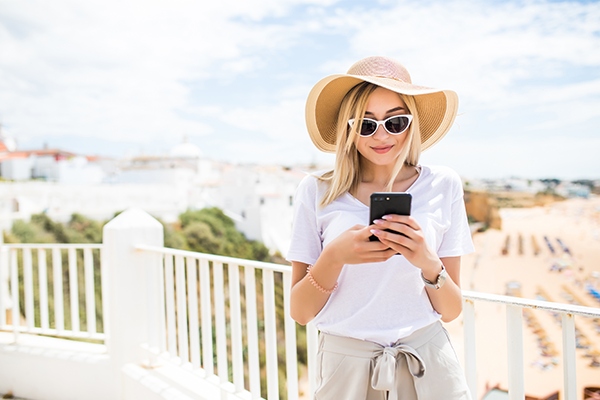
[305,56,459,153]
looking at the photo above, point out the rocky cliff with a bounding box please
[464,190,502,230]
[464,190,565,232]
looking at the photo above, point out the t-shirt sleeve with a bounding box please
[437,169,475,258]
[286,175,323,265]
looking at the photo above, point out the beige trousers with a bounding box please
[314,322,471,400]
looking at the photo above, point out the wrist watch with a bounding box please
[421,264,448,290]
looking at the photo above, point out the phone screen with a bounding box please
[369,192,412,241]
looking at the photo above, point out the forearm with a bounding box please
[422,257,464,322]
[424,278,463,322]
[290,252,344,325]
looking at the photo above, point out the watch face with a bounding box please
[421,265,447,289]
[437,267,448,288]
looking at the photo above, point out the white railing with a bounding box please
[462,291,600,400]
[2,209,600,400]
[135,244,317,400]
[134,244,600,400]
[0,243,106,342]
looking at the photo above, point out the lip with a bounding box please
[371,145,394,154]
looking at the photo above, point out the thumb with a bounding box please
[350,224,375,240]
[348,224,366,231]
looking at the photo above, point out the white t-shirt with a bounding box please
[286,164,475,345]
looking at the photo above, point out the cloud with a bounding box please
[0,0,318,142]
[327,0,600,103]
[0,0,598,178]
[314,0,600,178]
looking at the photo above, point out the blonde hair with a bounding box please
[318,82,422,207]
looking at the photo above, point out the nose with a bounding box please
[372,123,388,139]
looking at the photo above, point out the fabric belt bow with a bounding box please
[371,344,426,398]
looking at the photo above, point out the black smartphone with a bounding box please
[369,192,412,241]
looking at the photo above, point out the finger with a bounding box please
[379,236,410,252]
[361,225,387,242]
[361,248,398,263]
[372,221,415,241]
[363,238,393,252]
[381,215,421,231]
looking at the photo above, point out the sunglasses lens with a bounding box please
[359,120,378,136]
[385,116,410,134]
[352,115,411,136]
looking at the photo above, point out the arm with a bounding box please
[420,256,463,322]
[290,257,342,326]
[290,224,397,325]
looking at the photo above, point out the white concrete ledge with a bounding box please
[124,348,253,400]
[0,332,115,400]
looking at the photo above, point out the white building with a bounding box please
[216,164,306,254]
[556,182,591,198]
[0,126,106,184]
[0,137,314,255]
[112,141,219,186]
[0,148,105,184]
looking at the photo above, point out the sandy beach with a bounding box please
[446,195,600,399]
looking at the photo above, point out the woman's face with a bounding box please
[355,87,410,168]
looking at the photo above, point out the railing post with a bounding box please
[102,208,164,398]
[506,305,525,400]
[462,298,477,400]
[561,313,577,400]
[306,322,319,400]
[0,243,10,329]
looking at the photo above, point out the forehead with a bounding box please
[365,87,407,112]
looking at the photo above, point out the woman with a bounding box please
[287,56,474,399]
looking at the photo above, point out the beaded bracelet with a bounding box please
[306,265,338,294]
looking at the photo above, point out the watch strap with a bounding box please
[421,264,447,290]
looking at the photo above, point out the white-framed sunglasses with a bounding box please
[348,115,413,137]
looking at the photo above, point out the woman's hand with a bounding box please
[323,224,398,266]
[290,224,398,325]
[370,214,465,322]
[370,215,441,277]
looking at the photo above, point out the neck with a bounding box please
[361,163,415,188]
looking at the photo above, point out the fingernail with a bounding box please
[374,219,383,225]
[370,229,380,235]
[381,215,390,220]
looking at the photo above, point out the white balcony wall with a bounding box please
[0,243,113,400]
[0,209,166,400]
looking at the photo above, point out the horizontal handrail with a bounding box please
[136,245,600,317]
[7,326,106,340]
[463,290,600,318]
[0,243,102,249]
[135,244,292,273]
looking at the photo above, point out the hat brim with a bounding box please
[305,74,458,153]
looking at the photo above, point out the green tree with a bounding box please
[183,221,221,254]
[30,213,70,242]
[66,213,103,243]
[9,218,56,243]
[179,208,270,262]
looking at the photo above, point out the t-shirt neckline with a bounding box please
[345,164,424,208]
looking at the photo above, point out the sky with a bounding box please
[0,0,599,180]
